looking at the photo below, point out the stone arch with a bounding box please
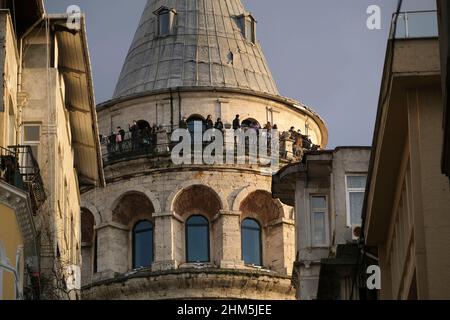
[186,114,206,133]
[112,191,156,226]
[186,114,205,122]
[165,180,227,213]
[242,118,260,129]
[136,120,151,130]
[110,187,162,214]
[171,184,223,220]
[80,200,102,225]
[235,188,293,274]
[234,187,284,225]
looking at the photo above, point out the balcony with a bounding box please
[393,11,438,39]
[101,127,319,168]
[0,146,46,212]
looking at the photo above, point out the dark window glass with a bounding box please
[186,215,210,263]
[132,220,153,269]
[241,218,262,266]
[159,12,170,36]
[237,16,255,43]
[187,116,206,133]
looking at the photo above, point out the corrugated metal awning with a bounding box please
[50,15,105,189]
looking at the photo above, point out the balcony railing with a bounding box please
[0,146,46,212]
[101,126,319,168]
[392,11,438,39]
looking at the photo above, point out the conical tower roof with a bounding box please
[113,0,279,99]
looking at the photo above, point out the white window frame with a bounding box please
[345,174,367,227]
[310,195,329,247]
[22,123,41,164]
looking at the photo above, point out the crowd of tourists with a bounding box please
[100,115,319,157]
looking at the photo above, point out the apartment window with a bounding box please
[310,196,328,247]
[238,14,256,44]
[346,175,367,226]
[23,124,41,163]
[155,7,176,37]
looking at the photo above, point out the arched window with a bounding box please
[186,215,210,263]
[242,118,260,130]
[241,218,262,266]
[132,220,154,269]
[137,120,151,131]
[187,115,205,133]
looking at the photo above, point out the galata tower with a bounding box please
[80,0,328,300]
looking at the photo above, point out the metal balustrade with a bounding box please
[392,11,438,39]
[0,145,46,212]
[100,127,318,167]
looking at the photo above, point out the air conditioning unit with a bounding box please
[352,225,362,241]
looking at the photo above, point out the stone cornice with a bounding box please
[82,267,293,292]
[0,181,38,271]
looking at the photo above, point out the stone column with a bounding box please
[156,129,169,153]
[94,223,129,279]
[265,218,295,275]
[214,210,245,269]
[152,211,181,271]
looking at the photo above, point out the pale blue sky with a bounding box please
[45,0,436,148]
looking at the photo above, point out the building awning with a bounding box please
[272,162,306,207]
[272,150,334,206]
[49,15,105,189]
[2,0,44,37]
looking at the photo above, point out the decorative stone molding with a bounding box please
[0,181,38,272]
[82,269,295,300]
[152,260,179,272]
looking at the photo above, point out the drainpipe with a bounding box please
[170,88,174,131]
[178,89,182,127]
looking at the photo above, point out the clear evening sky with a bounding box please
[45,0,436,148]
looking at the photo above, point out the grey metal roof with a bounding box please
[113,0,280,99]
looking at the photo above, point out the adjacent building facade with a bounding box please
[437,1,450,183]
[273,147,371,300]
[0,1,103,300]
[362,10,450,300]
[81,0,328,300]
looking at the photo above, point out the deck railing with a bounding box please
[392,11,438,39]
[100,126,318,167]
[0,145,46,212]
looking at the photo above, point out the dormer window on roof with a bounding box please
[154,6,176,37]
[238,14,256,44]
